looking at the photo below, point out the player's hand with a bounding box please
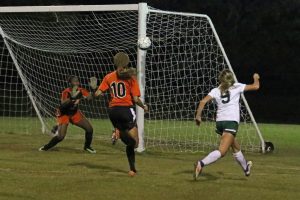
[143,105,149,112]
[89,77,98,90]
[253,73,260,80]
[195,116,202,126]
[74,99,80,105]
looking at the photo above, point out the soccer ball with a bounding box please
[138,36,151,50]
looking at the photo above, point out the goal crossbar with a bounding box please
[0,4,139,13]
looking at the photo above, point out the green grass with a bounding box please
[0,122,300,200]
[0,117,262,152]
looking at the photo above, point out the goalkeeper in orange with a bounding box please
[95,52,148,176]
[39,76,96,153]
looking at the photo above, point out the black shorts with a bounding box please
[108,106,137,131]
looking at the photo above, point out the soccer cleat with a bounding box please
[111,129,120,145]
[84,146,96,154]
[38,146,47,151]
[128,170,136,177]
[193,161,202,180]
[244,161,253,177]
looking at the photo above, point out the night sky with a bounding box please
[0,0,299,123]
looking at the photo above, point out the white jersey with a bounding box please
[208,83,246,123]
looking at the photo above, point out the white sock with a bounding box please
[233,150,247,171]
[201,150,221,166]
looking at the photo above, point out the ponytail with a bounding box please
[218,69,235,94]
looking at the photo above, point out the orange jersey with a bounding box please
[59,87,90,116]
[61,87,90,101]
[99,71,140,107]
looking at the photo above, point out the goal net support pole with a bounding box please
[136,3,148,152]
[0,28,46,133]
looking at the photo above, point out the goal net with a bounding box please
[0,4,264,153]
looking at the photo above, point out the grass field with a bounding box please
[0,123,300,200]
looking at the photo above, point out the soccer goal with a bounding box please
[0,3,265,153]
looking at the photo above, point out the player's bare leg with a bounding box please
[75,117,96,154]
[39,124,68,151]
[231,138,252,176]
[120,127,139,176]
[194,132,234,180]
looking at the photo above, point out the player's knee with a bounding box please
[231,146,240,153]
[57,135,65,141]
[219,149,227,157]
[128,137,136,147]
[83,124,93,134]
[121,133,136,147]
[86,128,93,135]
[88,125,93,133]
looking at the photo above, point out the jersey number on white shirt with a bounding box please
[221,91,230,104]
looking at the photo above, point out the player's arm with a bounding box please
[81,88,93,101]
[195,95,213,126]
[60,90,81,109]
[244,73,260,91]
[94,89,104,97]
[131,77,148,112]
[94,76,108,98]
[133,96,148,112]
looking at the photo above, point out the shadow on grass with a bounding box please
[45,147,85,154]
[175,170,219,182]
[216,171,247,181]
[181,169,248,182]
[68,162,127,173]
[188,173,220,183]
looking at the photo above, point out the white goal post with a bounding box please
[0,3,265,153]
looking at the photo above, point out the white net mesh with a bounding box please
[0,7,263,152]
[144,10,262,152]
[0,11,139,138]
[0,40,40,134]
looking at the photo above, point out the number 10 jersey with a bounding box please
[99,71,141,107]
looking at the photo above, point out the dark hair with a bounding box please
[67,76,79,84]
[218,69,235,94]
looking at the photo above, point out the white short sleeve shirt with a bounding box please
[208,83,246,123]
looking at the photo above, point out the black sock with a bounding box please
[126,145,136,172]
[84,131,93,148]
[44,136,62,150]
[120,131,137,172]
[200,160,204,167]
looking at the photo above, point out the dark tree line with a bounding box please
[0,0,299,123]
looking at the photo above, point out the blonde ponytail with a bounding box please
[218,69,235,94]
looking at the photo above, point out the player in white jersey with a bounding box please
[193,69,260,180]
